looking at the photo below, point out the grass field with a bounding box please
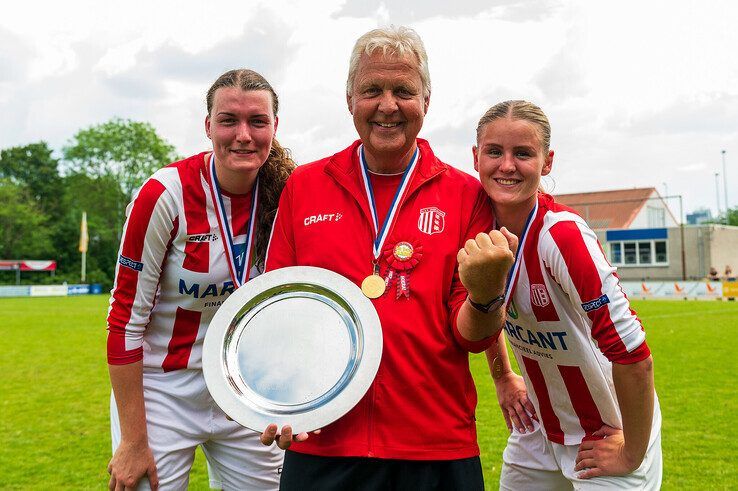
[1,296,737,489]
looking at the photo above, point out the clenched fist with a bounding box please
[457,228,517,304]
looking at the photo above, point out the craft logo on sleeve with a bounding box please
[417,207,445,235]
[530,284,551,307]
[187,233,219,242]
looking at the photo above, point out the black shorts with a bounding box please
[279,450,484,491]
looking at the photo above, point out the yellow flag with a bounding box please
[79,212,89,253]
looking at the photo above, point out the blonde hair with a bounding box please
[346,26,431,96]
[476,100,551,151]
[205,69,296,269]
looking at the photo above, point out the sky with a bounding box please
[1,0,736,217]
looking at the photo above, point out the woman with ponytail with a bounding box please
[106,69,294,490]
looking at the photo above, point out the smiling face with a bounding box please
[205,87,277,193]
[347,51,429,171]
[473,117,553,213]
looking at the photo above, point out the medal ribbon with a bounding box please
[382,240,423,299]
[358,145,420,261]
[501,199,538,305]
[206,154,259,287]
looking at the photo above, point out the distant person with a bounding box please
[725,265,736,281]
[106,69,294,490]
[261,26,514,490]
[473,100,662,489]
[708,267,721,281]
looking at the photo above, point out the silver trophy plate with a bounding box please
[203,266,382,433]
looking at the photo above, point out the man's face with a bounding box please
[347,51,429,165]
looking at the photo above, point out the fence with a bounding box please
[0,284,103,298]
[620,280,737,300]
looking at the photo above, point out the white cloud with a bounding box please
[1,0,737,215]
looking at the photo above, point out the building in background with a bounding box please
[686,208,713,225]
[555,187,738,281]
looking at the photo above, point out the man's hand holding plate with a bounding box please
[260,424,318,450]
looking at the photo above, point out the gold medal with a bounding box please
[361,274,386,299]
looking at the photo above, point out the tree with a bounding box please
[0,179,54,258]
[0,142,63,220]
[723,207,738,226]
[63,117,179,239]
[63,117,179,197]
[708,207,738,226]
[55,173,126,286]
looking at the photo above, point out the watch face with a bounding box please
[469,295,504,313]
[487,297,503,311]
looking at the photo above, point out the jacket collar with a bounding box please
[324,138,447,207]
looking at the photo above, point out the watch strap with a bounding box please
[467,294,505,314]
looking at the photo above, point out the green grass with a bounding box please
[1,296,736,489]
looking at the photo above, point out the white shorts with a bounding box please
[499,417,662,491]
[111,369,283,490]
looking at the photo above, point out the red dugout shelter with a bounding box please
[0,260,57,284]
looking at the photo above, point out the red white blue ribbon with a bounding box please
[358,145,419,261]
[500,199,538,305]
[206,153,259,287]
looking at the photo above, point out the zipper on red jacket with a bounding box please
[366,383,376,457]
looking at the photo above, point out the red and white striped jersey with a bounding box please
[107,152,257,370]
[504,193,656,446]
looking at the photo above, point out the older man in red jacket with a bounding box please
[261,26,514,490]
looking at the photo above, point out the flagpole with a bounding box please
[79,211,88,283]
[81,248,86,283]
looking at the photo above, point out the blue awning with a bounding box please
[606,228,668,241]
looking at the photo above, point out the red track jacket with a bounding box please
[265,139,495,460]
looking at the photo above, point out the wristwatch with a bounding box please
[467,294,505,314]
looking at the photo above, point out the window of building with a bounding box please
[611,242,622,264]
[647,206,666,227]
[638,242,652,264]
[655,241,667,263]
[609,239,668,266]
[624,242,637,264]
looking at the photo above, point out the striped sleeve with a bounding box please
[542,220,650,364]
[106,178,178,365]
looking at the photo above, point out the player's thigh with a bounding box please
[503,422,561,471]
[557,432,662,491]
[500,425,572,491]
[500,462,573,491]
[202,427,283,491]
[111,389,201,490]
